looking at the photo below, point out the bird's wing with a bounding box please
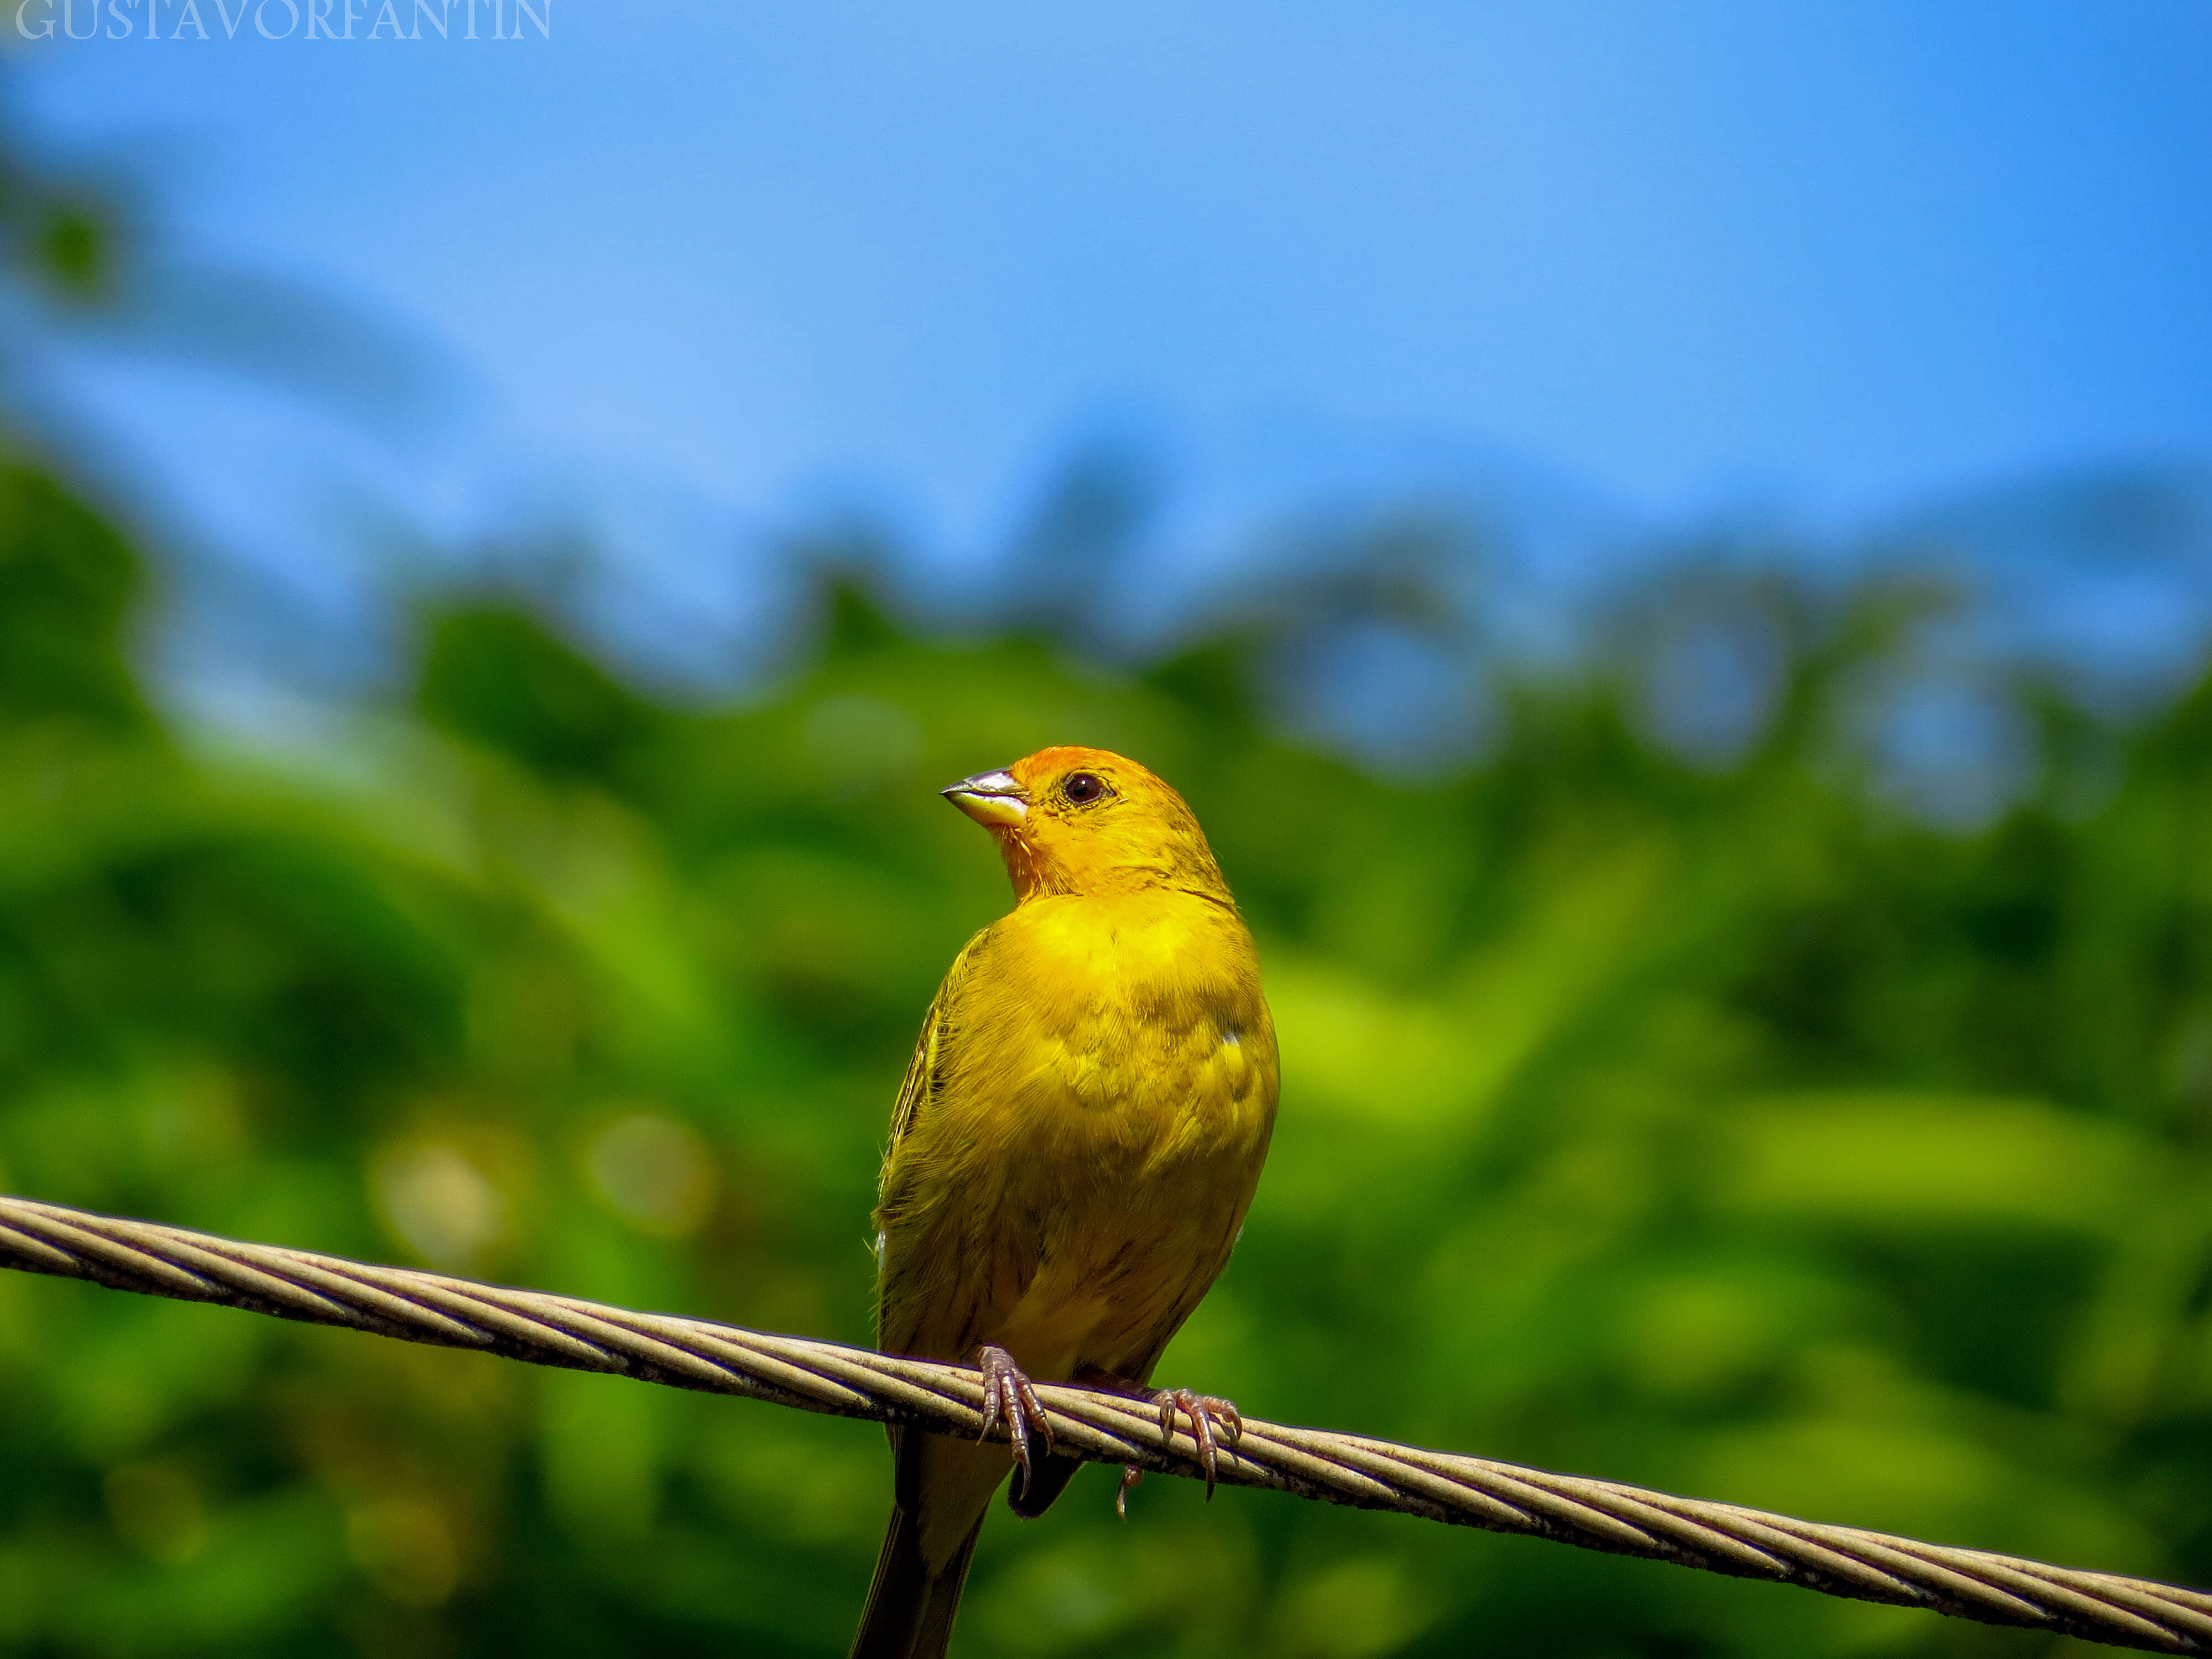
[881,924,990,1174]
[884,984,946,1157]
[875,924,1015,1365]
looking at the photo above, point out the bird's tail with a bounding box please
[849,1500,984,1659]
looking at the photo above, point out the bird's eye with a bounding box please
[1061,771,1109,805]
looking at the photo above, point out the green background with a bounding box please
[0,143,2209,1659]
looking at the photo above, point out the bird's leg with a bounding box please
[1076,1365,1243,1506]
[972,1344,1051,1489]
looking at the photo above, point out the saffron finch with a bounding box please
[850,747,1279,1659]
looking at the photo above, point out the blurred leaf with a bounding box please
[1713,1093,2142,1234]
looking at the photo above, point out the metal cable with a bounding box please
[1,1194,2205,1654]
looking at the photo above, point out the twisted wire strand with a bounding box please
[1,1196,2205,1654]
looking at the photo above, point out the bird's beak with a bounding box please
[942,768,1028,826]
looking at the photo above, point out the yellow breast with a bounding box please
[875,885,1279,1373]
[940,889,1275,1176]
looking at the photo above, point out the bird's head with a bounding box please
[942,746,1232,904]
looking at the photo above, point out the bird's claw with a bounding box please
[1151,1386,1241,1499]
[974,1344,1051,1486]
[1115,1463,1142,1520]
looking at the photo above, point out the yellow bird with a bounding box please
[851,746,1279,1659]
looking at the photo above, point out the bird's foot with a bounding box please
[1152,1386,1242,1499]
[1075,1366,1241,1504]
[972,1344,1051,1487]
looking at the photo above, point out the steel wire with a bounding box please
[1,1194,2205,1654]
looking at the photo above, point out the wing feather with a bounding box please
[883,926,987,1164]
[874,928,994,1359]
[884,984,947,1161]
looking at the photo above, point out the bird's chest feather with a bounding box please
[877,890,1278,1368]
[940,893,1275,1190]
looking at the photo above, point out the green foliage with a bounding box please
[0,465,150,731]
[0,464,2208,1659]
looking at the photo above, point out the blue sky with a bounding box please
[10,2,2211,675]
